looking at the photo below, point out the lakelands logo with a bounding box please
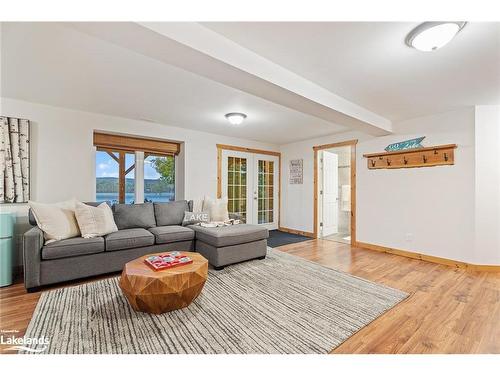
[1,329,50,353]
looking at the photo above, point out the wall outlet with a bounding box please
[405,233,414,243]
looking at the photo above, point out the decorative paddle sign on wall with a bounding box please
[364,143,457,170]
[384,136,425,152]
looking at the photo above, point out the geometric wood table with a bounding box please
[119,252,208,314]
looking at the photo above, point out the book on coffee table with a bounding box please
[144,251,193,271]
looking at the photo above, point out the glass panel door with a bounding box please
[257,160,274,224]
[221,150,278,229]
[227,156,248,223]
[254,155,279,229]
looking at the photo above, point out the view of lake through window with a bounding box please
[96,151,174,203]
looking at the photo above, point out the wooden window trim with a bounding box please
[94,132,180,155]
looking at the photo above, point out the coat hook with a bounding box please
[423,155,427,163]
[386,158,391,166]
[370,159,376,167]
[403,157,408,165]
[434,150,438,155]
[444,153,448,161]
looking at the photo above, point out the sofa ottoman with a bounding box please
[189,224,269,269]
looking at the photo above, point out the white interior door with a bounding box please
[221,150,279,229]
[322,151,339,236]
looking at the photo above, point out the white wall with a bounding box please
[357,108,476,263]
[0,98,278,265]
[474,105,500,265]
[279,108,486,264]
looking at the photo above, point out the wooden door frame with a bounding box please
[313,139,358,244]
[216,144,281,227]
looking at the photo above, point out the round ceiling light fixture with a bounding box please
[225,112,247,125]
[406,22,467,52]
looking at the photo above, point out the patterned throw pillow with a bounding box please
[182,211,210,226]
[75,202,118,238]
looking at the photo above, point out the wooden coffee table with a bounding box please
[119,252,208,314]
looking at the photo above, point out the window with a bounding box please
[96,150,119,203]
[144,154,175,202]
[95,149,135,204]
[94,132,179,204]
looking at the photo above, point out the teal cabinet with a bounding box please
[0,212,14,287]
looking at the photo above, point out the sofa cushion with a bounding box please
[154,201,189,226]
[189,224,268,247]
[113,203,156,230]
[105,228,155,251]
[149,225,195,244]
[42,236,104,260]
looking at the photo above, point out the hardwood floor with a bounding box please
[279,240,500,354]
[1,239,499,354]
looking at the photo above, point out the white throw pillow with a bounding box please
[28,199,81,244]
[202,196,229,222]
[75,202,118,238]
[192,198,204,213]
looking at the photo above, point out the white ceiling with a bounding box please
[203,22,500,121]
[0,22,347,144]
[1,22,499,145]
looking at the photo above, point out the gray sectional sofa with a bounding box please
[23,200,268,292]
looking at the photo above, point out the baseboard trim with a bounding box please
[278,227,315,238]
[355,241,500,272]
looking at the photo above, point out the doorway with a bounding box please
[313,140,357,245]
[218,145,280,230]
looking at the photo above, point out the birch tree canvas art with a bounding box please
[0,116,30,203]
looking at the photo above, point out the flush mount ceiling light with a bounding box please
[225,112,247,125]
[406,22,467,51]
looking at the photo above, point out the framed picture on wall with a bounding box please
[0,116,31,203]
[289,159,303,184]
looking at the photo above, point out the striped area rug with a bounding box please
[21,248,408,354]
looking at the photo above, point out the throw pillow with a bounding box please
[191,198,204,213]
[154,201,189,226]
[28,199,81,244]
[112,203,156,229]
[75,201,118,238]
[182,211,210,226]
[202,196,229,222]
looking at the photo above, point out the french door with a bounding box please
[221,150,279,230]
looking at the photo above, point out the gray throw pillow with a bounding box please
[113,203,156,230]
[154,201,189,226]
[182,211,210,226]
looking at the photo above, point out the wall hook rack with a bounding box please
[363,144,457,170]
